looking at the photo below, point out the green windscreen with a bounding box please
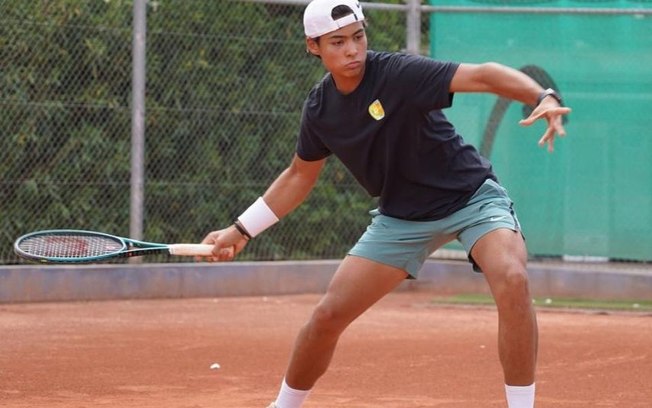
[429,0,652,260]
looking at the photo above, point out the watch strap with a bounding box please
[536,88,563,106]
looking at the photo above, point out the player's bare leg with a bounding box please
[471,228,538,386]
[284,255,408,390]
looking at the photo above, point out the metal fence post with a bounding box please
[130,0,147,246]
[405,0,421,54]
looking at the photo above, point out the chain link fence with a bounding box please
[1,1,650,264]
[1,0,411,264]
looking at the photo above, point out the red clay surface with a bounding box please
[1,291,651,408]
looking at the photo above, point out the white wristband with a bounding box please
[237,197,279,238]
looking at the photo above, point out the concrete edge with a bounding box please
[0,259,650,303]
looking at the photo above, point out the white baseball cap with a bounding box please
[303,0,365,38]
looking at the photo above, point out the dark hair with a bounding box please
[331,5,355,21]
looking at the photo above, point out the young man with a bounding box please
[201,0,571,407]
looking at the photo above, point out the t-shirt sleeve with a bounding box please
[388,54,460,112]
[296,101,331,161]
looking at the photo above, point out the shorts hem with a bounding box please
[346,252,418,279]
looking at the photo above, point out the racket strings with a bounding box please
[17,235,124,258]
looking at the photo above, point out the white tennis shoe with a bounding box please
[266,403,278,408]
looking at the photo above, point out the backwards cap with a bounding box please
[303,0,365,38]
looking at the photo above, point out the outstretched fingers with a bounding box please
[519,107,571,127]
[519,107,571,152]
[538,126,557,152]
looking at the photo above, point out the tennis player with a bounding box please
[201,1,571,407]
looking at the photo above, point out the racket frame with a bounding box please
[13,229,209,264]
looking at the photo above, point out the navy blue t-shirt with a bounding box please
[297,51,496,221]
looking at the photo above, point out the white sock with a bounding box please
[274,378,311,408]
[505,383,535,408]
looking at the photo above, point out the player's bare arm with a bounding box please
[263,154,325,219]
[201,154,325,261]
[450,62,571,151]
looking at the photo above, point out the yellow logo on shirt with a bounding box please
[368,99,385,121]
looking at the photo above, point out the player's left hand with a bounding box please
[519,100,571,152]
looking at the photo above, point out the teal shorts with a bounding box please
[348,179,522,278]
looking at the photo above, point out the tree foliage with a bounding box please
[0,0,406,263]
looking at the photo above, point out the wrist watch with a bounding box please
[536,88,563,106]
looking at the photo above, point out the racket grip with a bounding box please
[168,244,215,257]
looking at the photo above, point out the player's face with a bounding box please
[308,22,367,82]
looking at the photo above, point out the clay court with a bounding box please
[1,291,651,408]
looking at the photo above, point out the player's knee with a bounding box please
[307,303,349,337]
[504,266,529,289]
[491,265,531,303]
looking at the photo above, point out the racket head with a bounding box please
[14,230,128,264]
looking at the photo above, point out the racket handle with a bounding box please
[168,244,215,257]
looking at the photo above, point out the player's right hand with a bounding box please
[198,226,249,262]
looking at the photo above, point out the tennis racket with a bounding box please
[14,229,215,264]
